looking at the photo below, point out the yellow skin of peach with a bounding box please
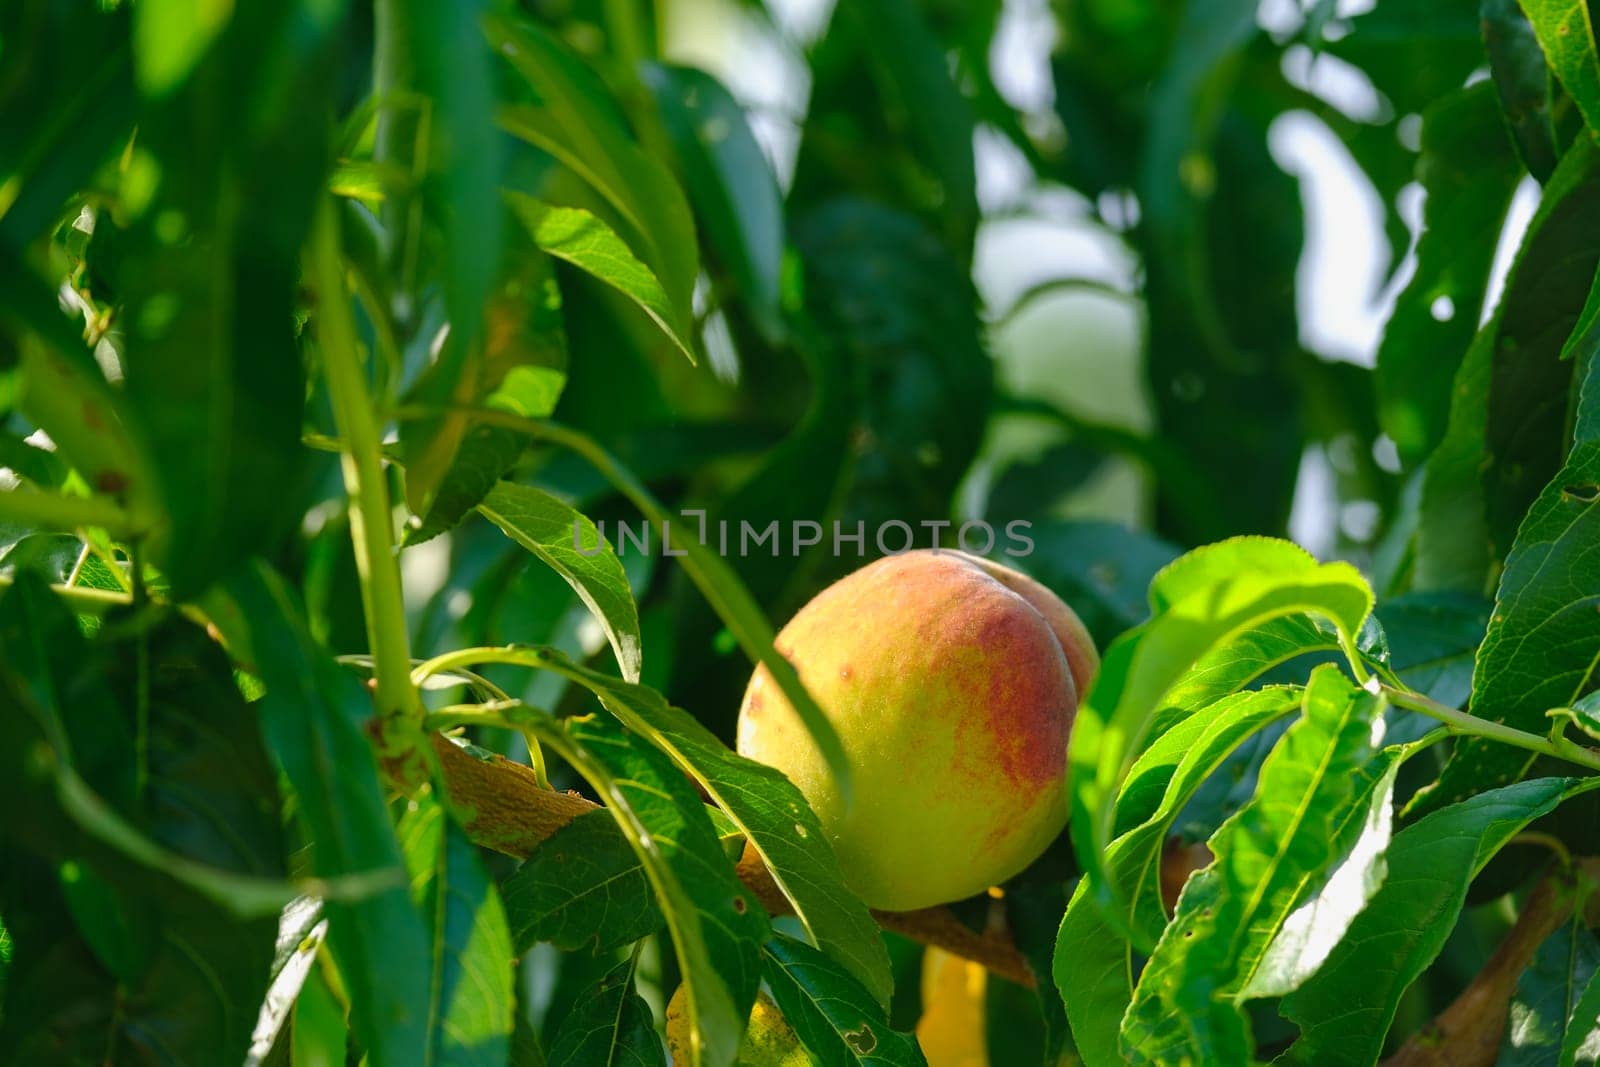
[736,550,1098,912]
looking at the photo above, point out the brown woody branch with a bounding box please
[426,733,1037,987]
[1382,858,1600,1067]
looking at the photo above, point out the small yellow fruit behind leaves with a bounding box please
[916,947,989,1067]
[664,985,807,1065]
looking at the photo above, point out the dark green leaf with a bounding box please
[1502,912,1600,1065]
[525,648,893,1009]
[114,0,346,597]
[545,953,665,1067]
[1482,0,1561,181]
[1560,954,1600,1064]
[521,712,767,1067]
[644,64,785,338]
[397,791,514,1066]
[0,2,136,250]
[1412,450,1600,809]
[762,933,927,1067]
[213,564,432,1064]
[1375,591,1492,708]
[1375,83,1520,465]
[502,809,661,956]
[0,579,284,1063]
[1281,778,1599,1065]
[1518,0,1600,134]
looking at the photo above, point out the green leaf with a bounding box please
[1376,591,1492,708]
[1417,325,1495,591]
[213,564,432,1065]
[402,257,568,546]
[0,3,137,248]
[644,64,786,339]
[1482,0,1561,181]
[1374,83,1521,465]
[1281,777,1599,1066]
[1561,956,1600,1065]
[0,580,284,1063]
[1411,446,1600,811]
[398,791,514,1067]
[385,0,505,518]
[522,712,767,1067]
[504,193,696,364]
[486,13,699,347]
[762,933,927,1067]
[1068,537,1374,926]
[502,809,661,956]
[1013,522,1181,647]
[2,271,159,529]
[1503,913,1600,1065]
[1421,138,1600,587]
[133,0,233,95]
[476,481,643,684]
[115,0,347,597]
[838,0,978,254]
[1119,667,1386,1065]
[546,953,665,1067]
[1518,0,1600,134]
[1484,139,1600,558]
[1551,690,1600,743]
[1057,686,1304,1067]
[523,648,893,1009]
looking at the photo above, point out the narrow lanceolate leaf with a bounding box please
[116,0,345,596]
[501,809,661,956]
[1068,537,1374,928]
[1282,778,1600,1066]
[1374,82,1519,465]
[1057,687,1304,1067]
[1412,351,1600,813]
[215,564,431,1065]
[1502,915,1600,1065]
[762,933,927,1067]
[1518,0,1600,135]
[523,648,892,1009]
[504,193,697,364]
[477,482,642,684]
[1482,0,1560,181]
[1119,667,1386,1065]
[523,713,767,1067]
[398,793,513,1067]
[485,13,699,344]
[644,64,786,338]
[1421,140,1600,588]
[545,954,665,1067]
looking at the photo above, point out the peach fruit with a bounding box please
[736,550,1097,911]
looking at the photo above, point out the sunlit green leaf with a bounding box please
[476,482,642,684]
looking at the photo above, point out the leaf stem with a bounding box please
[1375,681,1600,773]
[390,404,855,802]
[309,201,422,739]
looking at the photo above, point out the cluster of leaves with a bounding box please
[2,0,1600,1065]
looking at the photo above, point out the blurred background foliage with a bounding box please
[3,0,1595,1061]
